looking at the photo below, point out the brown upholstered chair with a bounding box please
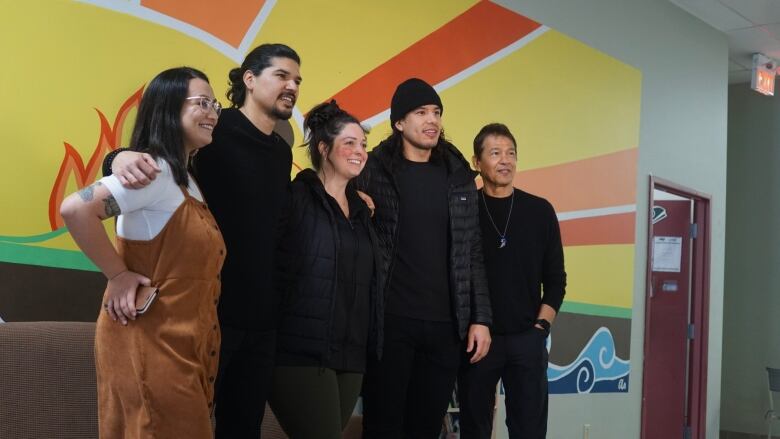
[0,321,363,438]
[0,321,98,439]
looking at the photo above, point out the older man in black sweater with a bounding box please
[457,123,567,439]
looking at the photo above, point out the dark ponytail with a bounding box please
[226,43,300,108]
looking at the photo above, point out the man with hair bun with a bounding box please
[102,44,302,438]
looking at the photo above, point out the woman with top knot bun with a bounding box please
[269,100,384,438]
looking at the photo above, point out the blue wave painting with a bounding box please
[547,327,629,394]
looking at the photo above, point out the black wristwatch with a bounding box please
[535,318,551,336]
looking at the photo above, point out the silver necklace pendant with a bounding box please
[482,190,514,250]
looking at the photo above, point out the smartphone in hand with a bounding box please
[135,286,159,315]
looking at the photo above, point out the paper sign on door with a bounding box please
[652,236,682,273]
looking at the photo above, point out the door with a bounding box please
[641,196,692,439]
[641,178,710,439]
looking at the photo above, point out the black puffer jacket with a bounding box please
[275,169,384,370]
[355,138,491,339]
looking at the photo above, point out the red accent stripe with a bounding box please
[515,148,639,213]
[328,1,541,121]
[560,212,636,247]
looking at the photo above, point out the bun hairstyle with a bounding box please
[303,100,365,171]
[226,43,300,108]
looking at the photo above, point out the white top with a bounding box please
[100,159,203,240]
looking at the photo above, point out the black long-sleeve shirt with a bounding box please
[479,189,566,334]
[193,108,292,330]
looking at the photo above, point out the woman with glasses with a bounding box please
[60,66,225,439]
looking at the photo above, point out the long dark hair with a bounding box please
[303,100,364,171]
[129,66,209,186]
[227,43,300,108]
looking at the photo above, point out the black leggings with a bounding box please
[269,366,363,439]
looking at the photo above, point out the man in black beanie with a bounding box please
[356,78,492,438]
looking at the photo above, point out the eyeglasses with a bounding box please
[185,96,222,116]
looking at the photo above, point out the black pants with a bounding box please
[214,325,276,439]
[458,330,548,439]
[362,314,461,439]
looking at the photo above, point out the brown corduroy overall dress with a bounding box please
[95,186,225,438]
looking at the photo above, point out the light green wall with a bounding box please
[495,1,728,437]
[722,84,780,435]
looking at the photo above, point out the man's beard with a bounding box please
[272,104,293,120]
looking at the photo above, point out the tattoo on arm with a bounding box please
[101,195,121,218]
[77,181,102,202]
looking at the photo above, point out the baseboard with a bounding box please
[720,430,779,439]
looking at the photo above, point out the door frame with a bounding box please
[642,176,711,439]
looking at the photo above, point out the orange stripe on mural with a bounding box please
[560,212,635,247]
[141,0,266,47]
[516,148,638,213]
[328,1,541,121]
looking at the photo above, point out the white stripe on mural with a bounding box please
[237,0,277,54]
[291,106,305,134]
[557,204,636,222]
[434,25,550,93]
[361,109,391,129]
[76,0,274,64]
[361,26,550,128]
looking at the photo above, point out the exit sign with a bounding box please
[752,53,776,96]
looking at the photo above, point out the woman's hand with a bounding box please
[356,190,375,217]
[103,270,151,325]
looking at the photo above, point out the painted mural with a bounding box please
[0,0,640,395]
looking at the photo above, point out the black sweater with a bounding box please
[193,108,292,330]
[479,189,566,334]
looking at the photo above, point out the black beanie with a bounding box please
[390,78,443,123]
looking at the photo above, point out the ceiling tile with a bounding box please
[729,59,749,71]
[719,0,780,26]
[670,0,753,31]
[727,27,780,60]
[759,23,780,43]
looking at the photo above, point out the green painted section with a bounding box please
[0,241,98,272]
[560,301,632,319]
[0,228,70,243]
